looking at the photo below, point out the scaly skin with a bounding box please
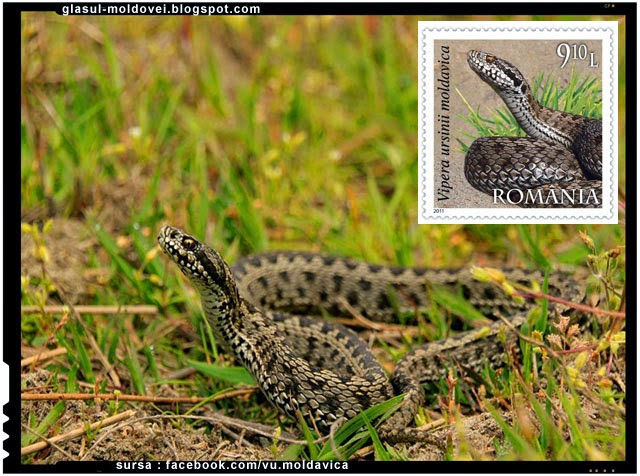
[158,225,581,442]
[465,50,602,207]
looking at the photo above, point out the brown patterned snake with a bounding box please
[464,50,602,208]
[158,225,581,442]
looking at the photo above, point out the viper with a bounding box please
[464,50,602,208]
[158,225,582,442]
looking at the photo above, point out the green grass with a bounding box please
[20,14,626,462]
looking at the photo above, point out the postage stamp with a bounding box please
[418,21,618,224]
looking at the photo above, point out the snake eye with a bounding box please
[486,55,495,63]
[182,237,197,251]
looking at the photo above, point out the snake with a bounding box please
[464,50,602,208]
[158,225,583,443]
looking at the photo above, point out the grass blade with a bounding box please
[188,360,256,386]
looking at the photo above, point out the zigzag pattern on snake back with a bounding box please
[158,225,583,443]
[464,50,602,208]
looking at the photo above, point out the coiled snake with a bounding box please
[158,225,582,443]
[464,50,602,208]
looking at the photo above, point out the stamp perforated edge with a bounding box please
[417,21,619,225]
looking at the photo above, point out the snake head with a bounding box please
[158,225,239,303]
[467,50,529,97]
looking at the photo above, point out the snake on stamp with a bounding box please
[158,225,582,442]
[464,50,602,208]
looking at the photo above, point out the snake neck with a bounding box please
[195,273,291,379]
[198,281,240,315]
[196,277,279,359]
[498,88,574,150]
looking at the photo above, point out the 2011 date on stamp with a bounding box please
[418,21,619,224]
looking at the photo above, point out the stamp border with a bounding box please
[418,21,619,224]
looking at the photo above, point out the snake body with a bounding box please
[158,225,581,442]
[464,50,602,208]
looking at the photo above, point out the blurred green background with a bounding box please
[19,13,627,461]
[21,14,626,280]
